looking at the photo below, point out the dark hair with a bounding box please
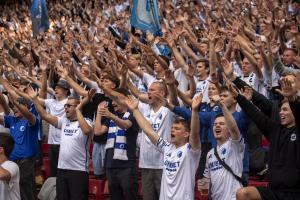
[159,55,170,68]
[284,48,298,55]
[173,118,190,132]
[102,74,120,88]
[196,59,209,69]
[0,133,15,158]
[214,113,224,121]
[219,85,230,93]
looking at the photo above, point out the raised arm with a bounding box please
[28,86,58,127]
[94,102,109,136]
[219,100,241,140]
[190,95,201,150]
[12,98,36,126]
[125,96,159,145]
[75,90,95,135]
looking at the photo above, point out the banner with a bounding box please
[131,0,162,36]
[31,0,49,37]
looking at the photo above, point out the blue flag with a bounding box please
[131,0,162,36]
[31,0,49,37]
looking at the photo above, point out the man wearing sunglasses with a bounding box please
[28,87,94,200]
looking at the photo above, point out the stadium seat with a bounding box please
[249,180,268,187]
[42,158,50,179]
[42,143,49,157]
[88,179,105,200]
[102,180,110,199]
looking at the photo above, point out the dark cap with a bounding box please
[56,80,70,90]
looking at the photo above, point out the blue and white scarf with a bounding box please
[105,112,131,160]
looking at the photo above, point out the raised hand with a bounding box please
[192,94,202,111]
[221,58,234,79]
[276,75,299,101]
[270,40,280,55]
[76,88,97,110]
[98,107,112,118]
[125,95,139,111]
[163,69,176,85]
[241,86,253,100]
[27,85,38,99]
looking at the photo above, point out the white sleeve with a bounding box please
[87,81,103,93]
[142,73,156,88]
[44,99,54,109]
[57,117,66,129]
[1,162,19,188]
[230,137,245,153]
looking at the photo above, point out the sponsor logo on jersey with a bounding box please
[208,158,225,171]
[164,160,180,172]
[64,128,78,136]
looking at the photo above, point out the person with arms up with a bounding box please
[28,86,95,200]
[236,75,300,200]
[199,94,245,200]
[125,95,201,200]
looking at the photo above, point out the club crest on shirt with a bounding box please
[20,126,25,131]
[291,133,297,141]
[177,151,182,158]
[221,148,226,155]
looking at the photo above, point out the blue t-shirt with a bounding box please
[4,115,39,161]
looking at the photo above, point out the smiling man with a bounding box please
[125,95,201,200]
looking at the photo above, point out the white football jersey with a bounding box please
[138,103,175,169]
[57,117,93,172]
[157,139,201,200]
[204,138,245,200]
[194,77,210,103]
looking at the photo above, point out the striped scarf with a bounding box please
[105,112,130,160]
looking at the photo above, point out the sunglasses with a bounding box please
[64,104,77,109]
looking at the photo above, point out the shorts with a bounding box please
[257,187,300,200]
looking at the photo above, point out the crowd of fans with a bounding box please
[0,0,300,200]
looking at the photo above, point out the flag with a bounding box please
[130,0,162,36]
[31,0,49,37]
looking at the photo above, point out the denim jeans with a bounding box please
[92,143,106,176]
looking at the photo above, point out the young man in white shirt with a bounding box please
[199,99,245,200]
[125,95,202,200]
[0,133,20,200]
[40,79,69,177]
[28,87,94,200]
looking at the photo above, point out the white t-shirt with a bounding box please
[138,103,175,169]
[0,112,10,134]
[204,138,245,200]
[194,77,210,103]
[0,161,20,200]
[157,139,201,200]
[142,73,157,88]
[174,68,189,92]
[45,98,68,145]
[57,117,93,172]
